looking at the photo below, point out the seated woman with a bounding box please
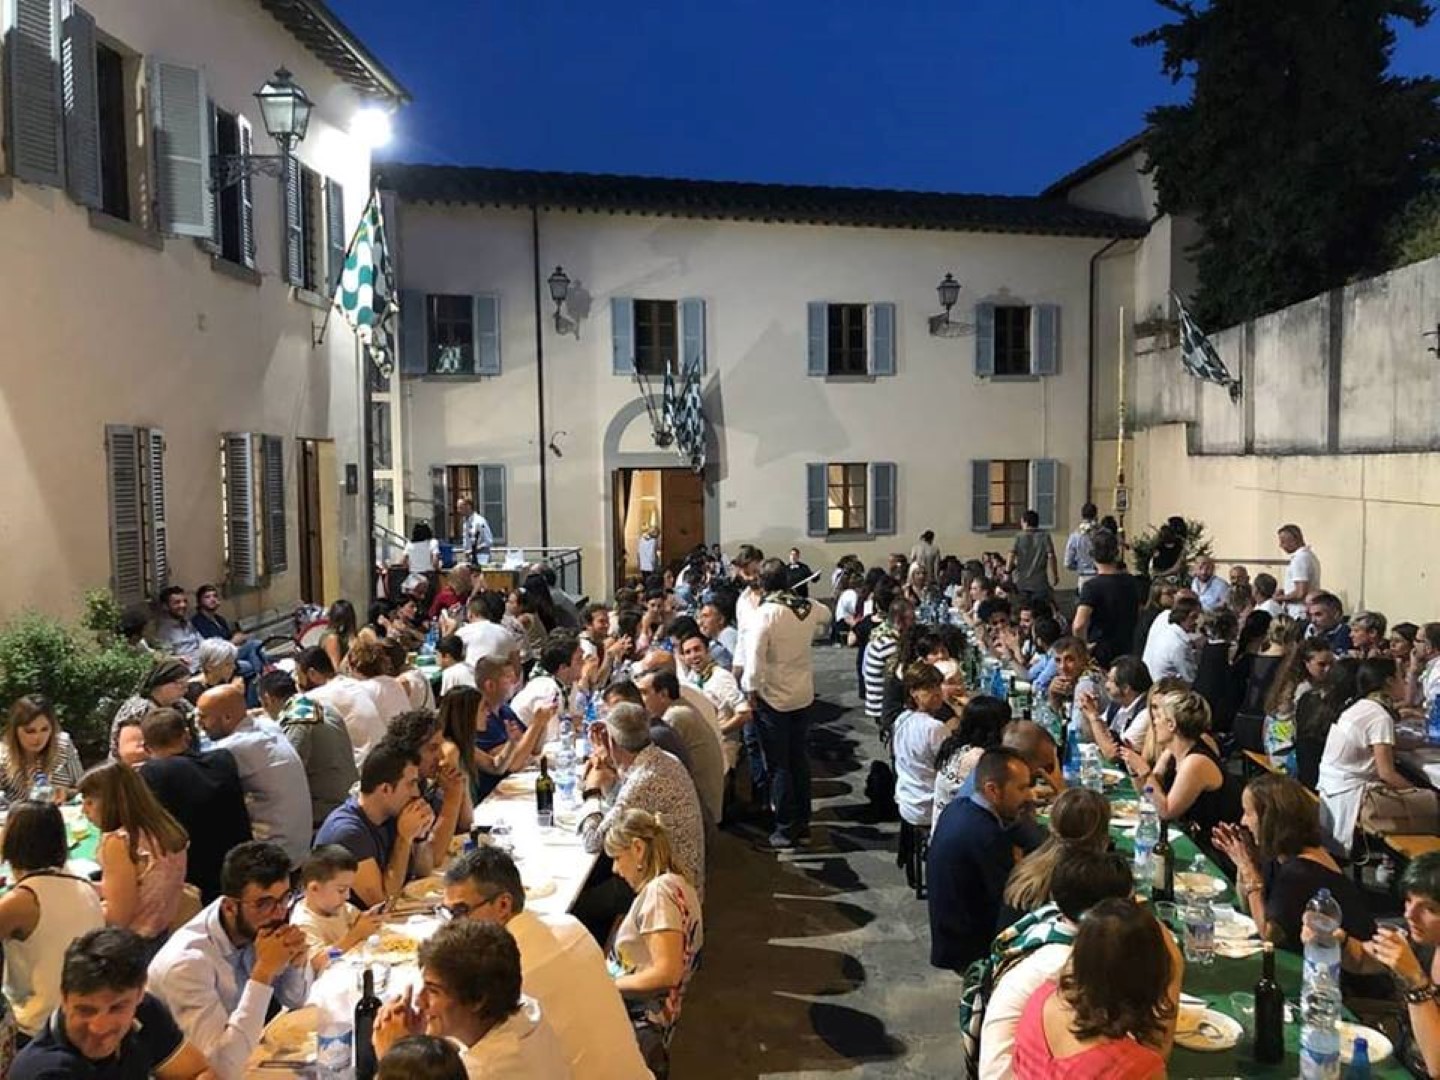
[1003,787,1111,916]
[1122,688,1242,841]
[78,761,189,962]
[1359,852,1440,1079]
[0,801,105,1040]
[185,638,243,705]
[0,697,85,802]
[603,808,703,1075]
[891,663,955,831]
[435,686,545,812]
[932,695,1013,826]
[1012,898,1180,1079]
[108,657,198,762]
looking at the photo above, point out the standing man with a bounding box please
[748,557,826,850]
[456,495,494,565]
[1071,529,1141,669]
[1190,557,1230,613]
[786,547,814,599]
[637,528,659,576]
[1276,523,1321,618]
[909,530,941,584]
[1008,511,1058,605]
[1063,503,1099,589]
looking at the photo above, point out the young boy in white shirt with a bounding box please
[291,845,382,971]
[437,635,477,695]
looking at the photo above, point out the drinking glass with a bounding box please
[1228,991,1255,1034]
[1154,901,1179,930]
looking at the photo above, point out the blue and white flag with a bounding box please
[1174,293,1241,402]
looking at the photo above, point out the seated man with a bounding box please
[12,928,213,1080]
[192,583,268,689]
[258,669,358,830]
[138,707,252,902]
[602,682,691,772]
[149,842,312,1077]
[294,645,387,763]
[382,711,467,869]
[441,848,649,1079]
[149,586,203,672]
[373,920,571,1078]
[314,740,435,908]
[196,684,313,867]
[678,631,750,771]
[927,747,1037,973]
[510,634,584,740]
[636,669,726,827]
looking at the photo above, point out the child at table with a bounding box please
[291,845,382,971]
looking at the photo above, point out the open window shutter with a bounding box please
[1033,304,1060,375]
[474,294,500,375]
[610,297,634,374]
[806,302,828,376]
[971,459,992,532]
[869,462,897,535]
[479,465,506,545]
[149,59,210,236]
[805,463,826,537]
[201,99,220,254]
[262,434,287,574]
[869,302,896,376]
[430,466,451,541]
[237,115,256,267]
[324,177,345,295]
[105,425,144,605]
[222,433,258,587]
[1031,458,1059,530]
[60,3,99,207]
[974,303,996,377]
[399,290,428,375]
[5,0,63,186]
[680,298,706,374]
[141,428,168,595]
[281,153,303,285]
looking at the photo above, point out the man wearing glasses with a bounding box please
[148,841,312,1077]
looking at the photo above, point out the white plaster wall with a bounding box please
[1064,151,1158,222]
[0,0,374,619]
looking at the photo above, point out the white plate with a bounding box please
[1339,1021,1393,1064]
[524,877,556,900]
[1214,939,1264,959]
[1176,871,1227,898]
[1174,1008,1242,1051]
[496,774,536,796]
[1213,910,1259,940]
[261,1005,319,1060]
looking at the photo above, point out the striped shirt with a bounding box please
[862,620,901,721]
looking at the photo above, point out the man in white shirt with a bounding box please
[1189,556,1230,613]
[1144,595,1202,682]
[748,558,827,850]
[679,632,750,770]
[440,848,651,1080]
[637,529,659,575]
[149,842,313,1078]
[457,593,520,667]
[510,635,582,741]
[295,646,387,763]
[1276,523,1321,618]
[373,919,572,1079]
[457,496,495,564]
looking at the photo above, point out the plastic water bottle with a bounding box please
[555,744,577,807]
[421,624,438,657]
[1300,965,1342,1079]
[28,772,52,805]
[1134,795,1160,897]
[1304,888,1344,988]
[1079,743,1104,793]
[316,978,357,1079]
[1427,694,1440,745]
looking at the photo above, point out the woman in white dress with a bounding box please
[1317,657,1411,853]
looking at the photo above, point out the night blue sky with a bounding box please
[330,0,1440,196]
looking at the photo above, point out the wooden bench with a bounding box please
[1384,834,1440,862]
[1243,750,1284,776]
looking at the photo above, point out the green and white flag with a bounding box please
[334,190,396,378]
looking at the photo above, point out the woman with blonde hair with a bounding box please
[603,808,704,1073]
[0,697,84,801]
[1123,689,1243,837]
[1004,787,1112,913]
[78,761,188,959]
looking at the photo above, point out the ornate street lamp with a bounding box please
[212,67,314,191]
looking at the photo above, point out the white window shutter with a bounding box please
[680,298,706,375]
[430,466,451,541]
[238,115,256,267]
[805,463,826,537]
[971,459,992,532]
[324,177,346,294]
[201,99,221,254]
[474,294,501,375]
[105,425,144,605]
[149,58,211,236]
[610,297,635,375]
[806,302,828,376]
[869,302,896,376]
[1031,458,1059,530]
[479,464,506,544]
[222,432,259,587]
[282,153,303,285]
[262,434,286,574]
[5,0,63,186]
[1034,304,1060,375]
[974,303,996,377]
[869,462,897,535]
[60,3,99,207]
[142,428,168,595]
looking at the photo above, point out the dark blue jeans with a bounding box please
[742,717,768,804]
[754,696,813,840]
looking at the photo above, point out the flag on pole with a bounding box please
[677,368,706,472]
[335,191,396,378]
[1174,293,1241,402]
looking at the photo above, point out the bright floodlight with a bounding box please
[352,106,393,149]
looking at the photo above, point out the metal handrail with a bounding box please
[373,525,585,597]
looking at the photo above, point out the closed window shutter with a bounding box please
[806,302,828,376]
[222,432,258,587]
[282,153,303,285]
[60,3,99,207]
[805,463,826,537]
[474,294,500,375]
[869,462,897,535]
[1033,304,1060,375]
[105,425,144,605]
[399,290,428,375]
[149,59,210,237]
[480,464,506,545]
[262,434,287,574]
[430,466,451,541]
[869,302,896,376]
[324,177,346,295]
[610,297,634,374]
[238,116,256,267]
[974,303,996,377]
[142,428,168,595]
[971,459,992,532]
[5,0,63,186]
[1031,458,1059,530]
[680,298,706,374]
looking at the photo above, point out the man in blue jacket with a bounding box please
[927,746,1037,972]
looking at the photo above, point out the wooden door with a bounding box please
[297,439,325,603]
[660,469,705,566]
[612,469,631,588]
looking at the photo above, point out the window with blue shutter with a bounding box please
[105,425,144,606]
[611,297,635,374]
[869,462,897,534]
[869,303,896,376]
[805,463,826,537]
[149,58,210,237]
[60,4,100,208]
[680,298,705,374]
[974,303,996,378]
[261,434,286,574]
[6,0,63,186]
[479,465,506,545]
[474,294,501,375]
[398,290,428,375]
[1031,458,1059,530]
[1034,304,1060,375]
[806,302,828,376]
[971,459,992,532]
[324,178,346,295]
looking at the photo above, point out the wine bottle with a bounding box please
[535,755,555,819]
[1151,819,1175,902]
[1255,941,1285,1064]
[354,966,381,1080]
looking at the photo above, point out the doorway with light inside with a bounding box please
[612,468,705,585]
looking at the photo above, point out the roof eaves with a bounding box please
[1040,132,1149,198]
[257,0,411,105]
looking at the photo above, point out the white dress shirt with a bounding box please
[148,900,313,1079]
[1284,545,1321,617]
[209,716,313,865]
[732,588,764,684]
[506,910,652,1079]
[748,599,823,710]
[458,995,573,1079]
[1146,620,1199,682]
[304,675,387,762]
